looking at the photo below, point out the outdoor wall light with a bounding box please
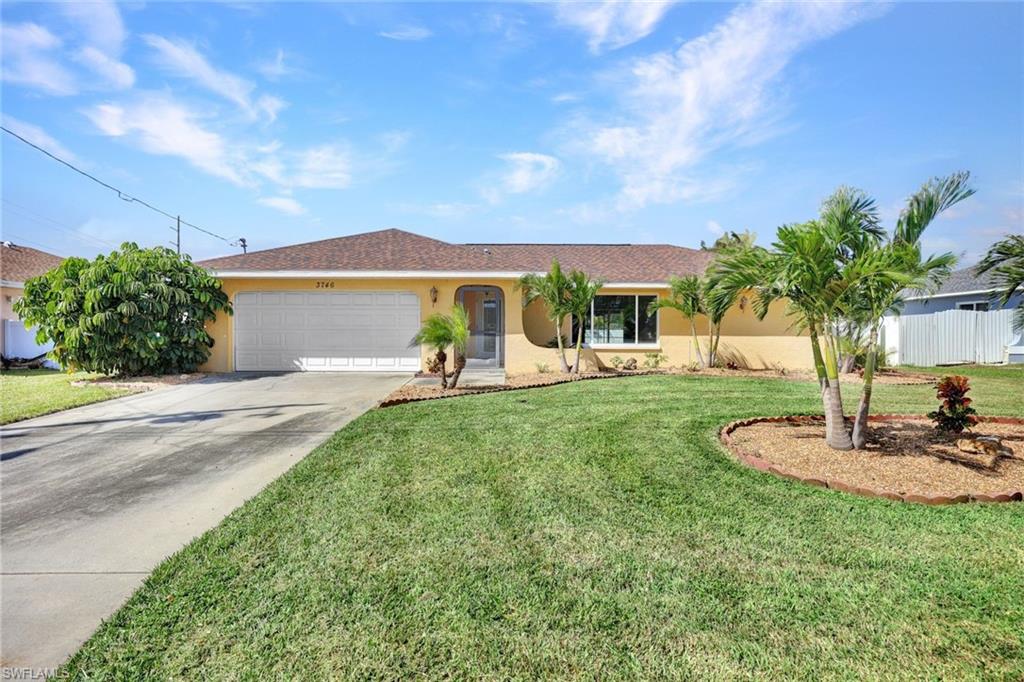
[429,286,438,305]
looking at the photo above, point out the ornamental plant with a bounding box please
[14,243,232,376]
[927,375,979,433]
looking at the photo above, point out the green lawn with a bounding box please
[63,369,1023,679]
[0,369,136,424]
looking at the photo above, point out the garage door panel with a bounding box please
[235,290,421,372]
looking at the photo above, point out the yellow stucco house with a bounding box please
[0,242,64,359]
[198,228,810,375]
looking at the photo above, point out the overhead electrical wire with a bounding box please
[2,198,121,250]
[1,124,246,250]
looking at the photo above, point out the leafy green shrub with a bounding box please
[609,356,624,369]
[927,375,978,433]
[14,243,232,376]
[643,352,667,369]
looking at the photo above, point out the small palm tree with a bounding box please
[845,172,971,448]
[566,269,605,374]
[649,275,706,367]
[517,259,573,373]
[412,312,455,389]
[976,234,1024,331]
[412,305,471,389]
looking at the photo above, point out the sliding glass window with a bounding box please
[575,295,658,345]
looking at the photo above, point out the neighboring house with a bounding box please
[883,266,1023,365]
[198,228,809,374]
[900,267,1023,314]
[0,241,63,360]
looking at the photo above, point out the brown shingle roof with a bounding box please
[0,242,64,284]
[198,228,713,282]
[464,243,714,282]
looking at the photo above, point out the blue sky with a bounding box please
[2,1,1021,263]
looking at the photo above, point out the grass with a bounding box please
[63,368,1023,679]
[0,369,136,424]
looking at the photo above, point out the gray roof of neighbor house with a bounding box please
[198,228,715,282]
[903,266,1002,300]
[0,242,64,284]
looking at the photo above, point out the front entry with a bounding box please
[456,286,504,368]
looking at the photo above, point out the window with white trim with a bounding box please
[957,301,990,311]
[574,295,658,346]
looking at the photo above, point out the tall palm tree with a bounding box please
[566,269,605,374]
[446,304,471,389]
[845,172,971,448]
[648,275,706,367]
[517,259,573,373]
[412,312,455,388]
[976,234,1024,331]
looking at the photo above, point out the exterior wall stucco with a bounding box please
[201,277,813,374]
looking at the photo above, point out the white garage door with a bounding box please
[234,291,421,372]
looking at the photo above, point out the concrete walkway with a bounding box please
[0,372,409,672]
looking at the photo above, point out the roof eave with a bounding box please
[203,269,672,287]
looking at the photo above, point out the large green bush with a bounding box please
[14,243,232,376]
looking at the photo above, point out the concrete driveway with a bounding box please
[0,372,409,672]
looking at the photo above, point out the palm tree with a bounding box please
[976,234,1024,331]
[446,304,471,389]
[648,275,706,367]
[845,172,971,448]
[566,269,605,374]
[517,259,573,373]
[412,312,455,388]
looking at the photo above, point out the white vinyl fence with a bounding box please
[4,319,58,367]
[883,309,1016,366]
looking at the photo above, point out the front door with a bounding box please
[456,286,503,368]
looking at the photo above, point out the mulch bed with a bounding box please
[722,415,1024,504]
[379,370,660,407]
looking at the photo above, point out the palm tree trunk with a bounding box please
[689,320,706,368]
[555,318,570,373]
[851,323,879,449]
[573,317,584,374]
[449,352,466,389]
[822,331,853,451]
[707,325,715,368]
[809,326,834,448]
[436,350,448,389]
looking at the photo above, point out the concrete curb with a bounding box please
[719,414,1024,505]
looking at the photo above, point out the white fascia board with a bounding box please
[902,287,999,301]
[0,280,25,288]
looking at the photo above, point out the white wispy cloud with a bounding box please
[84,93,247,186]
[59,0,126,53]
[256,48,296,81]
[290,146,352,189]
[707,219,723,235]
[61,0,135,90]
[74,46,135,89]
[552,92,581,104]
[0,22,77,95]
[495,152,561,198]
[2,114,81,164]
[258,196,307,215]
[553,0,676,53]
[143,34,286,122]
[573,1,884,209]
[378,25,433,41]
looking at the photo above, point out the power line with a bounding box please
[2,198,121,250]
[1,124,247,251]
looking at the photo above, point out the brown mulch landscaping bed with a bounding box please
[72,373,209,391]
[380,370,659,407]
[722,415,1024,503]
